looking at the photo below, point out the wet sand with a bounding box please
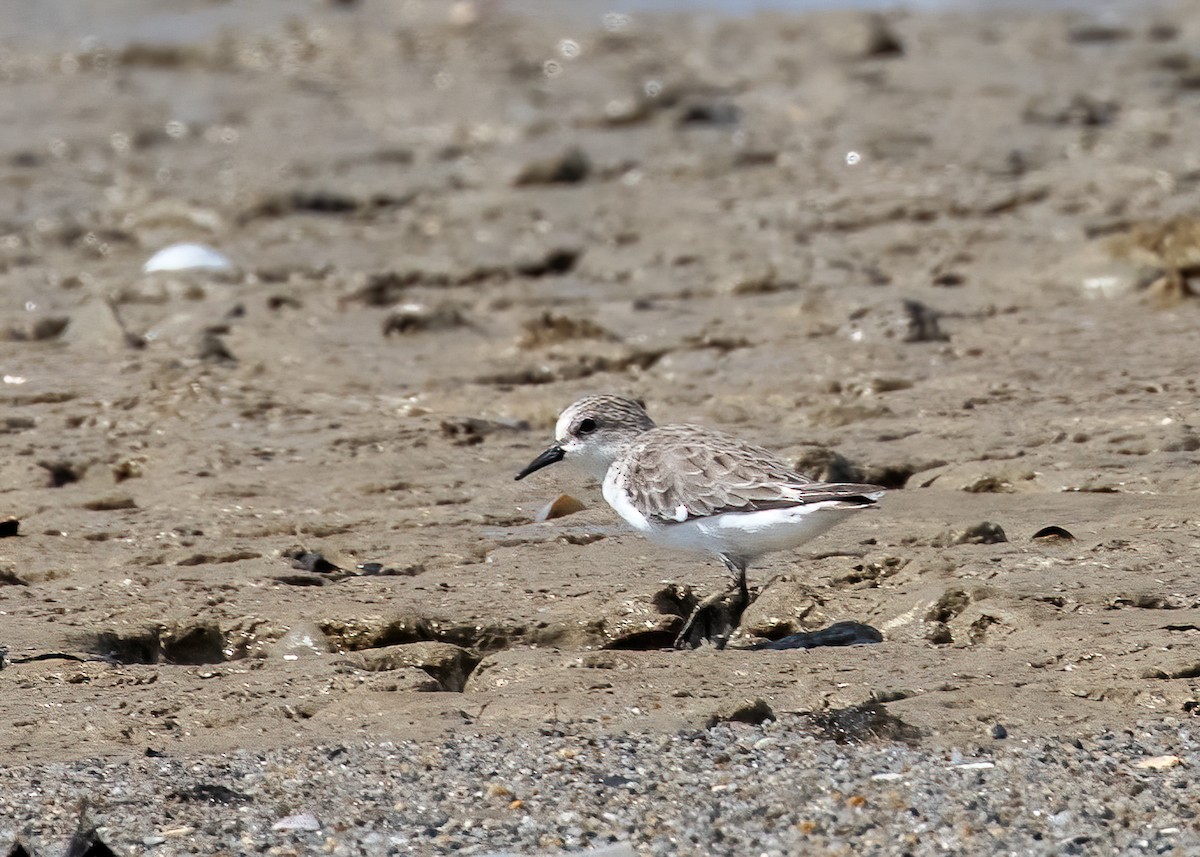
[1,0,1198,851]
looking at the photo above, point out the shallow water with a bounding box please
[5,0,1163,51]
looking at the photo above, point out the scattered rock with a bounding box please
[0,565,28,586]
[535,494,585,522]
[266,294,303,310]
[1032,525,1075,542]
[819,12,905,58]
[751,621,883,650]
[925,589,971,623]
[354,561,424,577]
[809,702,922,744]
[39,459,86,487]
[806,403,892,428]
[1024,93,1117,127]
[4,316,69,341]
[0,518,18,538]
[792,447,915,489]
[738,578,822,639]
[342,271,419,306]
[599,594,681,650]
[62,825,117,857]
[241,189,411,221]
[936,522,1008,546]
[1067,23,1131,43]
[383,302,468,335]
[726,267,796,295]
[676,102,740,126]
[926,622,954,644]
[198,331,236,363]
[513,248,582,278]
[359,641,481,691]
[793,448,863,483]
[990,723,1008,740]
[518,312,618,349]
[81,495,138,511]
[706,697,775,729]
[271,812,322,832]
[2,416,36,433]
[1106,217,1200,302]
[167,783,251,805]
[901,299,949,342]
[1108,593,1185,610]
[513,147,591,185]
[112,459,144,482]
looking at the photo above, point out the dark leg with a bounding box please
[674,554,752,650]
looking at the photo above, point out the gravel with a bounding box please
[2,715,1197,856]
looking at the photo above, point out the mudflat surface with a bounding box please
[1,0,1198,852]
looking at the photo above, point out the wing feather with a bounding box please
[612,425,885,523]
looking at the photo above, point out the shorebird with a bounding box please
[516,395,885,648]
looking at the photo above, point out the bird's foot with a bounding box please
[674,583,752,650]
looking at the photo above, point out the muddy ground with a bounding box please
[1,0,1198,774]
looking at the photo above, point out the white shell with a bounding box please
[143,242,233,273]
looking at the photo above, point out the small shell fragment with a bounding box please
[535,494,585,522]
[143,243,233,274]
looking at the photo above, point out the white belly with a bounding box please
[602,474,863,562]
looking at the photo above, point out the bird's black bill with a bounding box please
[515,445,565,480]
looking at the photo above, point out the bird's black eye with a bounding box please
[577,418,597,435]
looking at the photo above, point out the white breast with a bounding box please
[602,469,867,561]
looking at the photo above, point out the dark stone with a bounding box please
[198,332,236,363]
[901,299,949,342]
[706,697,775,728]
[167,783,251,804]
[63,826,117,857]
[38,460,86,487]
[1032,525,1075,541]
[513,147,591,185]
[677,102,741,126]
[752,621,883,650]
[284,548,341,574]
[360,562,423,576]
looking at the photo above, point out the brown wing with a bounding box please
[615,425,884,523]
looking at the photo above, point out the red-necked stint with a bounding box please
[516,395,886,648]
